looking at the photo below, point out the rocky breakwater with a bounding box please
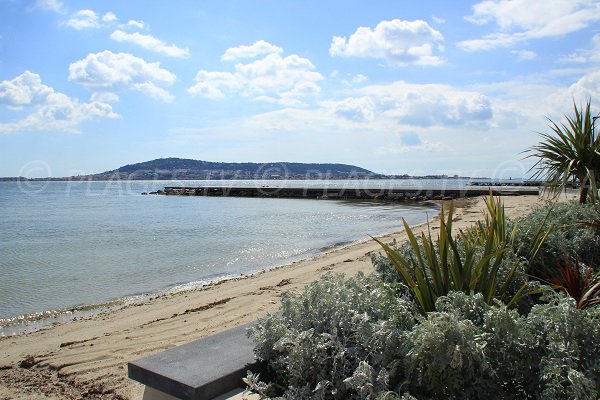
[144,186,539,201]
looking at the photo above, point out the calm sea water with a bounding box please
[0,179,451,333]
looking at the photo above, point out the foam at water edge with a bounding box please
[0,273,245,337]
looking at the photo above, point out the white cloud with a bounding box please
[0,70,54,107]
[34,0,64,13]
[351,74,368,84]
[68,51,176,102]
[568,70,600,102]
[353,81,494,127]
[432,15,446,24]
[65,9,101,30]
[338,73,369,87]
[125,20,145,30]
[188,71,241,99]
[130,82,175,102]
[560,54,589,64]
[110,30,190,58]
[221,40,283,61]
[511,49,537,61]
[173,68,600,177]
[217,79,494,130]
[465,0,598,32]
[90,91,119,103]
[378,139,449,155]
[459,0,600,51]
[175,72,572,176]
[176,107,355,140]
[189,47,323,106]
[169,103,457,175]
[0,71,118,134]
[457,33,520,51]
[559,34,600,64]
[469,68,600,133]
[102,12,117,23]
[306,81,495,144]
[332,96,376,121]
[64,9,118,30]
[329,19,445,66]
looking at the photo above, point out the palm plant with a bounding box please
[525,99,600,204]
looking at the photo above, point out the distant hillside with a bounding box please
[66,158,380,180]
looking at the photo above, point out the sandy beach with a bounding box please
[0,194,546,400]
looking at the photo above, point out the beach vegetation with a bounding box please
[248,284,600,399]
[371,194,542,313]
[545,256,600,309]
[509,201,600,277]
[246,272,419,399]
[247,198,600,399]
[525,99,600,204]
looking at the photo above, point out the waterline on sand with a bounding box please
[1,181,438,325]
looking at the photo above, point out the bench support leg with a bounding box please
[142,386,180,400]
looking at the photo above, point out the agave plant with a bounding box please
[466,191,550,263]
[547,257,600,309]
[373,194,539,313]
[525,99,600,204]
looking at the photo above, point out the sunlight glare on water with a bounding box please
[0,180,439,324]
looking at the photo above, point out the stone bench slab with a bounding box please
[128,323,265,400]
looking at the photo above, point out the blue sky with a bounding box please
[1,0,599,178]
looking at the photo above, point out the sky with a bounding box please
[1,0,600,178]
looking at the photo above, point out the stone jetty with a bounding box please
[147,185,539,201]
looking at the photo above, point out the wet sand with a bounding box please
[0,195,546,400]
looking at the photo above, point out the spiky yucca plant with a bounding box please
[525,99,600,204]
[373,194,538,313]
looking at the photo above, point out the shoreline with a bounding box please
[0,201,440,337]
[0,195,544,400]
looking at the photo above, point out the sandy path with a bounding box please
[0,195,544,400]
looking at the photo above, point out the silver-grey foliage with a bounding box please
[249,275,600,399]
[509,201,600,275]
[248,272,418,399]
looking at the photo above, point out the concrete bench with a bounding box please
[128,323,266,400]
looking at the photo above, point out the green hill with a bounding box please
[69,158,380,180]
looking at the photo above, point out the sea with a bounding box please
[0,178,514,335]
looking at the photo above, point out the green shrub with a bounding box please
[371,195,541,313]
[247,199,600,399]
[248,278,600,399]
[371,242,534,313]
[404,306,487,398]
[247,272,419,399]
[372,240,415,286]
[511,201,600,276]
[405,292,600,399]
[400,292,536,399]
[528,292,600,399]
